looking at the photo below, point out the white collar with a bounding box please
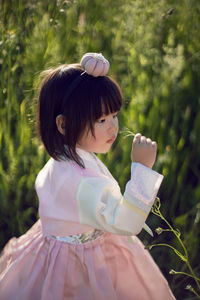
[75,147,95,162]
[75,147,118,184]
[63,145,95,163]
[76,147,111,177]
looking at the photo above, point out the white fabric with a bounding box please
[76,154,163,236]
[125,162,164,206]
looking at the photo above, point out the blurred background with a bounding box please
[0,0,200,298]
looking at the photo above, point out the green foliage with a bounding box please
[150,198,200,298]
[0,0,200,298]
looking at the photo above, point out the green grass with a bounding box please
[0,1,200,299]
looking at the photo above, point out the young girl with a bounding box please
[0,53,175,300]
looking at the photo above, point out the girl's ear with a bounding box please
[56,114,66,135]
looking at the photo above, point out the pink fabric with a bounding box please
[0,151,176,299]
[36,159,97,236]
[0,220,175,300]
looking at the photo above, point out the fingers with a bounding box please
[140,136,147,144]
[134,133,141,142]
[146,138,152,145]
[135,133,142,139]
[152,141,157,149]
[133,133,156,147]
[131,133,157,168]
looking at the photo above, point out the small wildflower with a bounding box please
[169,269,177,275]
[155,227,164,235]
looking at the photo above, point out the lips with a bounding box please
[106,137,116,144]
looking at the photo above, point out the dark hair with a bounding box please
[37,63,123,167]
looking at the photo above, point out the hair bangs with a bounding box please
[79,75,123,137]
[102,77,122,116]
[89,76,123,122]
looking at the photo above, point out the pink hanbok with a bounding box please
[0,148,175,299]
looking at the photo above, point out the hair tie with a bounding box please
[60,52,109,113]
[80,53,110,77]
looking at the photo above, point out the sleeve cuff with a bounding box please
[124,162,164,206]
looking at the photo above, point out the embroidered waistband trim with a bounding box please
[50,229,105,244]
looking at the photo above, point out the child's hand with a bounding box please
[131,133,157,169]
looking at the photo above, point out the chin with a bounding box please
[92,144,112,154]
[97,148,111,154]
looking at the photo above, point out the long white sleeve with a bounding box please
[76,162,163,236]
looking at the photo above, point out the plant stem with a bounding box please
[149,243,185,260]
[171,271,200,282]
[152,198,200,292]
[159,209,200,290]
[186,285,200,299]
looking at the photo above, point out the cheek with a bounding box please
[93,126,105,139]
[78,128,91,145]
[115,119,119,129]
[85,130,97,145]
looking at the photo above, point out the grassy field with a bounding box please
[0,1,200,298]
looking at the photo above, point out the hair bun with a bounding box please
[80,53,110,77]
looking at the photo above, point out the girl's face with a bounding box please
[77,111,119,153]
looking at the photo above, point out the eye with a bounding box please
[97,118,106,124]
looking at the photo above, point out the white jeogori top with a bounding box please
[35,148,163,238]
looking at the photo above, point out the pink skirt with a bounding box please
[0,220,175,300]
